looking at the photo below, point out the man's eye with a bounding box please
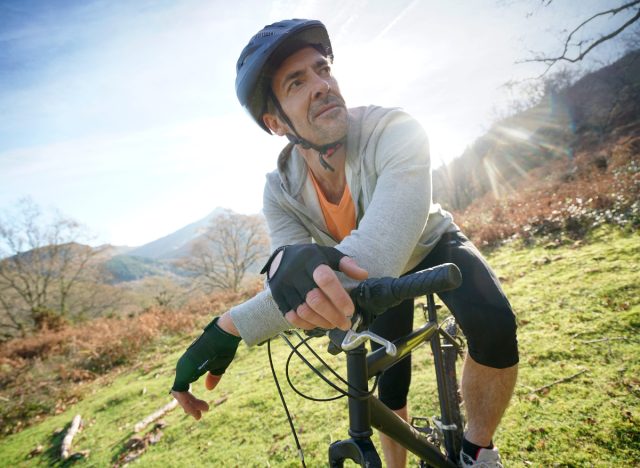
[289,80,302,91]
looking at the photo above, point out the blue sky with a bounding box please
[0,0,634,246]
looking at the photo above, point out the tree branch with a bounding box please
[529,369,589,395]
[523,1,640,74]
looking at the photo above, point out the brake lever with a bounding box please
[326,314,397,357]
[341,329,397,356]
[326,314,361,355]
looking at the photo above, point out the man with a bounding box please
[171,19,518,468]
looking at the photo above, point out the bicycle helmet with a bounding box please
[235,19,333,134]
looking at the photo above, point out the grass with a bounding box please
[0,227,638,467]
[491,227,640,466]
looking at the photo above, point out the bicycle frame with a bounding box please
[328,294,460,468]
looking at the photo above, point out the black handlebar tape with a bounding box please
[352,263,462,315]
[390,263,462,302]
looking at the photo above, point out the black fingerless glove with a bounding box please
[261,244,346,314]
[171,317,241,392]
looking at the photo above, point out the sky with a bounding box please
[0,0,635,247]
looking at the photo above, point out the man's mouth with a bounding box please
[311,97,346,120]
[315,104,338,118]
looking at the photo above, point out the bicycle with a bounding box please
[269,262,466,467]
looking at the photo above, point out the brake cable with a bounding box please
[267,330,380,466]
[268,338,307,468]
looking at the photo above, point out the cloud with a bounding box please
[373,0,419,42]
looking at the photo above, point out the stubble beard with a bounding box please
[308,94,348,145]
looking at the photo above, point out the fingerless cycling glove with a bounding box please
[261,244,346,314]
[171,317,241,392]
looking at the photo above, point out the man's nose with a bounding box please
[310,73,330,99]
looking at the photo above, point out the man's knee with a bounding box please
[464,306,519,369]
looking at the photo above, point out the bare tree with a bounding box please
[184,211,269,292]
[0,199,102,337]
[525,1,640,74]
[134,276,190,309]
[497,67,578,119]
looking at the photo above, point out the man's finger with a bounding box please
[296,301,334,329]
[305,287,350,330]
[172,391,210,420]
[312,264,354,329]
[186,396,210,420]
[189,396,210,413]
[205,372,222,391]
[284,310,318,330]
[339,256,368,280]
[172,392,200,419]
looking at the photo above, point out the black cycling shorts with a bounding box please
[370,230,519,410]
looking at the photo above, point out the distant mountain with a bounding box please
[93,244,135,258]
[103,254,192,283]
[126,207,229,260]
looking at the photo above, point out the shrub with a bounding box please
[0,283,261,436]
[454,134,639,247]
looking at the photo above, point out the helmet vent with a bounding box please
[256,31,276,38]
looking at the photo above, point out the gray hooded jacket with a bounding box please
[230,106,455,345]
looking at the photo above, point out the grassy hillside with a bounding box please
[0,227,637,467]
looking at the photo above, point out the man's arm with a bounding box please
[337,109,432,279]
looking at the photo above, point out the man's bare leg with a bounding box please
[379,405,408,468]
[460,355,518,446]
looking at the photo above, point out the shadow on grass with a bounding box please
[588,422,640,464]
[95,395,129,413]
[109,432,137,467]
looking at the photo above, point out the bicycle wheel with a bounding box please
[438,317,465,463]
[422,315,463,465]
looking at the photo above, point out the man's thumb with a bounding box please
[205,372,222,391]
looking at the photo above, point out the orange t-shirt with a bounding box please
[309,170,356,242]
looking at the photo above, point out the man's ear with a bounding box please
[263,113,287,136]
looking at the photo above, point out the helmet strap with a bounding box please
[269,90,344,172]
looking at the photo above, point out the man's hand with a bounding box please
[171,372,224,420]
[172,389,210,420]
[171,314,241,419]
[263,244,368,331]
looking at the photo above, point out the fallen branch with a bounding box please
[579,336,628,344]
[61,414,82,460]
[529,369,589,395]
[134,399,178,433]
[214,396,228,406]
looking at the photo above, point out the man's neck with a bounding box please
[299,144,347,204]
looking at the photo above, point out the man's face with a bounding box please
[267,47,348,145]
